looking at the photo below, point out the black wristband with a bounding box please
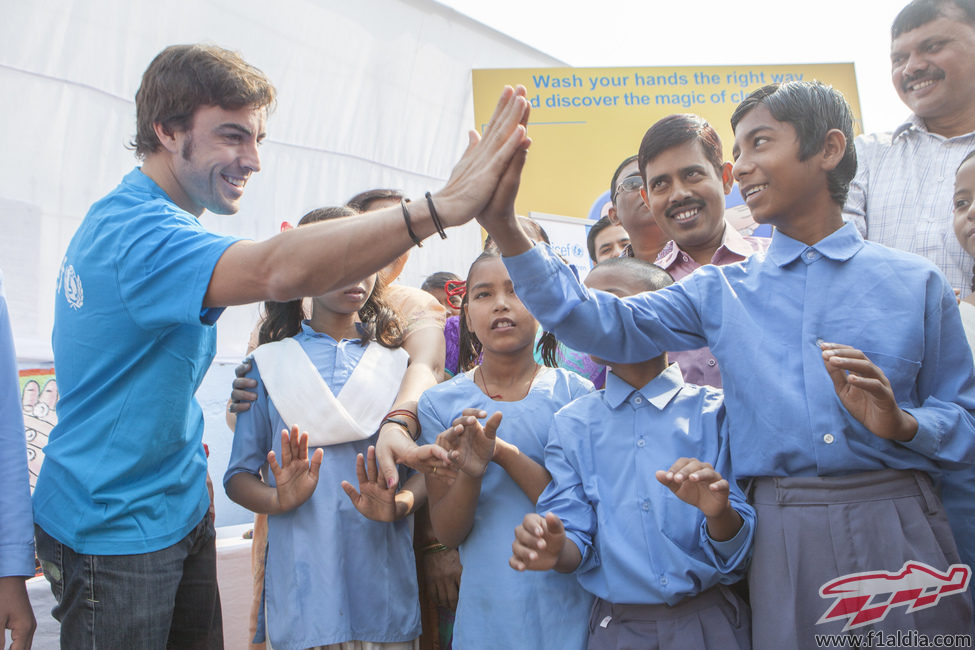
[401,198,422,247]
[380,417,419,441]
[425,192,448,239]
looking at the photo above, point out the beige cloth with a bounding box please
[385,284,446,339]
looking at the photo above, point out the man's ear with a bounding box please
[820,128,847,172]
[720,162,735,195]
[607,205,620,225]
[640,187,651,209]
[152,121,181,155]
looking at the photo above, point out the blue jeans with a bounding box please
[35,513,223,649]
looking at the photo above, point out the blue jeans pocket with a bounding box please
[35,525,64,602]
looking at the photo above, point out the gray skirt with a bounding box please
[747,469,974,650]
[586,584,750,650]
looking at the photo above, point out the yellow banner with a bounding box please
[473,64,863,221]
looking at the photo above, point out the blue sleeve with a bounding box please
[699,405,754,578]
[536,411,598,574]
[503,243,709,364]
[0,273,35,577]
[224,362,274,487]
[117,205,239,329]
[900,276,975,468]
[417,392,446,446]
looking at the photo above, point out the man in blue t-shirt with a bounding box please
[34,43,534,648]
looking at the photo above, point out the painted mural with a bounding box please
[19,367,57,491]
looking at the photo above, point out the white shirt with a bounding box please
[843,114,975,295]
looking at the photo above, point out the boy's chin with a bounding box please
[589,354,609,367]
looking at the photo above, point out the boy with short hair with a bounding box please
[638,113,768,387]
[510,256,753,649]
[481,81,975,646]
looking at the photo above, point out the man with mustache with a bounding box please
[843,0,975,295]
[636,113,768,388]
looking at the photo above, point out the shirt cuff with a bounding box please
[0,542,36,578]
[704,514,751,563]
[898,406,943,459]
[564,530,596,574]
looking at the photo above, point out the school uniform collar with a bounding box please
[766,221,864,267]
[604,363,684,410]
[298,320,369,343]
[655,221,755,268]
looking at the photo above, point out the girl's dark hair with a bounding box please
[259,206,403,348]
[457,252,559,371]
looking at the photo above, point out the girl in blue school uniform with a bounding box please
[225,206,423,650]
[418,251,594,650]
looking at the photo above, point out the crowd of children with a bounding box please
[214,74,975,650]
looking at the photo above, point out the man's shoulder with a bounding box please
[86,169,193,228]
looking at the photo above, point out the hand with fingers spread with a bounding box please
[435,86,532,229]
[341,446,400,522]
[437,409,502,479]
[656,457,742,542]
[375,425,455,489]
[268,424,324,513]
[819,341,918,442]
[509,512,580,573]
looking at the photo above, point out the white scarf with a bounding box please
[250,337,409,447]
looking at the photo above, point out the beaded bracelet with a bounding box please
[424,192,448,239]
[400,198,422,247]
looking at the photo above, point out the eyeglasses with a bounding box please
[615,175,643,197]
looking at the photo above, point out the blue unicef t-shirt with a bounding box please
[33,168,239,555]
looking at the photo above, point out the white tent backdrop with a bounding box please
[2,0,562,526]
[1,0,563,362]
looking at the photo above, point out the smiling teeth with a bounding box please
[745,184,767,198]
[909,79,937,91]
[673,208,699,221]
[223,175,245,187]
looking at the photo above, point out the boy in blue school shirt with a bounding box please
[510,256,753,649]
[480,82,975,648]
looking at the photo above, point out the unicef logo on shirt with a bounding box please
[63,264,84,310]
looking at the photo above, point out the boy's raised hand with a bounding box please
[435,86,531,229]
[268,424,324,512]
[820,341,918,442]
[655,458,731,518]
[341,446,399,522]
[510,512,567,572]
[437,409,502,478]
